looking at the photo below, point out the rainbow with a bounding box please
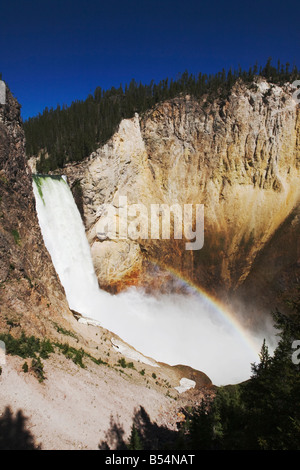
[151,262,263,359]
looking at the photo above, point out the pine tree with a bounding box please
[23,59,300,172]
[127,425,143,450]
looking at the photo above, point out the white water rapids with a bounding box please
[32,175,275,386]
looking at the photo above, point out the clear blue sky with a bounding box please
[1,0,299,120]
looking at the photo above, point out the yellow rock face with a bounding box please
[62,79,300,298]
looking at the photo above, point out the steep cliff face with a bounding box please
[234,202,300,316]
[60,78,300,303]
[0,86,71,335]
[140,79,300,300]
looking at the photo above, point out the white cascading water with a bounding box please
[32,175,275,386]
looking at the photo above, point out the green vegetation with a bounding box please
[87,354,107,366]
[0,330,107,381]
[32,174,66,204]
[117,357,135,369]
[127,425,143,450]
[5,318,20,329]
[54,342,85,368]
[52,321,78,339]
[11,229,20,245]
[24,59,300,173]
[32,174,45,203]
[54,341,108,368]
[0,175,8,185]
[0,331,54,383]
[0,331,53,359]
[31,356,45,383]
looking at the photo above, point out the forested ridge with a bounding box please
[22,59,299,173]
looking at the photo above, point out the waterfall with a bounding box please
[32,175,270,386]
[32,175,111,315]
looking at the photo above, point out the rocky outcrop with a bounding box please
[0,85,71,335]
[60,78,300,302]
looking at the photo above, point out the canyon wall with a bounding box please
[59,78,300,310]
[0,86,71,335]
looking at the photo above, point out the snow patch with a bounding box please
[78,316,102,327]
[111,338,160,368]
[175,378,196,394]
